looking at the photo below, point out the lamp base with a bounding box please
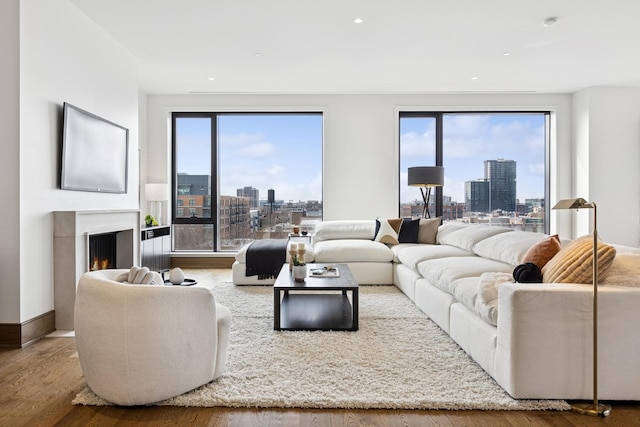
[570,402,611,417]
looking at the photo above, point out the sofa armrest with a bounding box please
[494,282,640,400]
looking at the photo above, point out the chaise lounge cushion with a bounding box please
[313,239,394,263]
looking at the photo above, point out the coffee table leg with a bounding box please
[352,289,359,331]
[274,289,281,330]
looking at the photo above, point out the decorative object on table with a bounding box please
[310,265,340,278]
[144,214,159,227]
[407,166,444,218]
[292,253,306,282]
[160,268,197,286]
[297,243,307,262]
[145,182,168,226]
[552,197,611,417]
[288,243,298,271]
[301,230,308,236]
[292,225,300,234]
[168,267,185,285]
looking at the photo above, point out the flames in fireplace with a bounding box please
[90,256,111,271]
[89,232,118,271]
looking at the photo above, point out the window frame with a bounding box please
[399,110,551,234]
[171,111,323,252]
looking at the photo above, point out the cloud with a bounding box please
[238,142,276,157]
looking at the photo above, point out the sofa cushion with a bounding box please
[435,223,470,244]
[418,217,441,244]
[418,256,513,295]
[438,225,513,252]
[313,239,394,263]
[520,234,561,269]
[374,218,403,245]
[472,231,555,267]
[393,244,474,271]
[398,218,420,243]
[542,234,616,284]
[314,220,375,242]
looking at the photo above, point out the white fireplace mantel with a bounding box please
[53,210,140,330]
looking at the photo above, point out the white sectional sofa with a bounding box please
[233,219,640,400]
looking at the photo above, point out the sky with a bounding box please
[400,113,546,204]
[176,112,546,205]
[176,114,323,202]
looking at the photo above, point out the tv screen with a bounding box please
[61,103,129,193]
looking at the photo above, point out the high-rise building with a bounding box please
[484,159,516,212]
[465,179,489,212]
[237,186,259,207]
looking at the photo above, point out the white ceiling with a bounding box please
[70,0,640,95]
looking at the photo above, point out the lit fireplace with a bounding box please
[88,232,118,271]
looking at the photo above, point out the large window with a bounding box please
[172,112,323,251]
[400,112,549,233]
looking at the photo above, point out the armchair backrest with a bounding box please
[74,269,220,405]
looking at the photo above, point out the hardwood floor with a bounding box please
[2,269,638,427]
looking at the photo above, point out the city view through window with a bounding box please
[400,112,548,232]
[173,113,323,251]
[172,112,548,252]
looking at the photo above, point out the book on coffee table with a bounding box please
[310,265,340,278]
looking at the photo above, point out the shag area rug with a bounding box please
[73,283,569,411]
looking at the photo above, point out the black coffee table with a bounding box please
[273,263,359,331]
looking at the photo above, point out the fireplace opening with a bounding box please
[89,232,118,271]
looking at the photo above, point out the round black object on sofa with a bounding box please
[513,262,543,283]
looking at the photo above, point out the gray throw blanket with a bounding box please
[245,239,288,280]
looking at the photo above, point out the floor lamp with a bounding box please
[408,166,444,218]
[552,198,611,417]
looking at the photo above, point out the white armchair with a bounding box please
[74,269,231,406]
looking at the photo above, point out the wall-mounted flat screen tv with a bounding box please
[61,102,129,193]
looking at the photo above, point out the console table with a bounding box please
[141,225,171,271]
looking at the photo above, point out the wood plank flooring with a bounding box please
[1,269,638,427]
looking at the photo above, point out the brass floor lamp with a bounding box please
[553,198,611,417]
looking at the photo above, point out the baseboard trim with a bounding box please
[0,311,56,348]
[171,256,234,269]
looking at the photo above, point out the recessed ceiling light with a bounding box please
[471,76,479,80]
[354,18,363,24]
[208,77,215,81]
[254,52,262,57]
[503,51,511,56]
[542,17,558,27]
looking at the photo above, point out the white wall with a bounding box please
[13,0,139,323]
[0,0,21,323]
[145,93,572,224]
[572,87,640,247]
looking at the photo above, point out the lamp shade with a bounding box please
[145,183,168,201]
[408,166,444,187]
[552,197,594,210]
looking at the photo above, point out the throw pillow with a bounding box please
[520,234,562,269]
[542,234,616,284]
[116,266,163,285]
[398,218,420,243]
[418,217,441,244]
[374,218,403,245]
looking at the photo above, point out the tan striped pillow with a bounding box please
[542,234,616,284]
